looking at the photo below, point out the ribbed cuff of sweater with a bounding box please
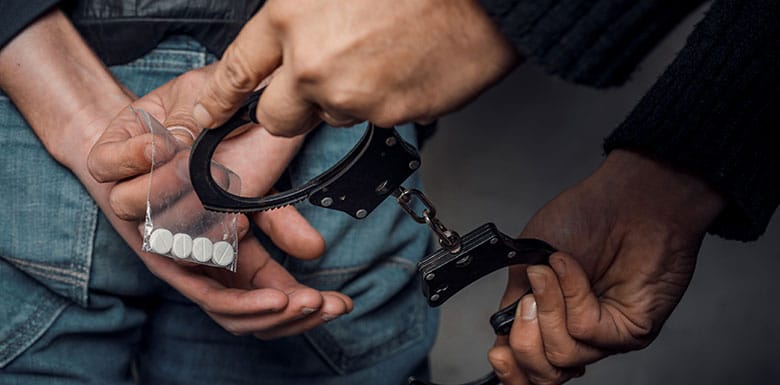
[604,0,780,241]
[0,0,61,49]
[478,0,704,87]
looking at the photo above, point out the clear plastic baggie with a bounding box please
[134,108,241,271]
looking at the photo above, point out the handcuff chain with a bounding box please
[395,187,462,253]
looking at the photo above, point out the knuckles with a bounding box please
[566,317,594,340]
[108,189,140,221]
[544,346,580,368]
[87,155,110,183]
[221,45,262,94]
[508,331,538,355]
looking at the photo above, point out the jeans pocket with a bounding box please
[0,100,96,307]
[303,269,437,375]
[0,259,69,367]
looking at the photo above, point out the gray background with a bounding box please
[421,5,780,385]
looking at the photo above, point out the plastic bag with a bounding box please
[135,108,241,271]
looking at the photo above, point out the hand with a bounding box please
[88,65,303,214]
[88,66,354,338]
[488,150,725,385]
[139,205,354,339]
[192,0,519,136]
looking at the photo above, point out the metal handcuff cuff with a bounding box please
[189,89,557,385]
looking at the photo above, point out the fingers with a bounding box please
[107,151,190,220]
[138,250,290,316]
[253,66,320,137]
[210,285,323,335]
[162,72,207,142]
[88,130,175,183]
[252,291,353,340]
[506,295,581,385]
[228,235,350,337]
[88,101,189,184]
[252,206,325,260]
[108,150,235,222]
[550,253,631,349]
[488,344,530,385]
[138,233,351,339]
[213,126,305,196]
[193,11,284,129]
[526,259,605,367]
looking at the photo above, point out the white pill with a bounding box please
[149,228,173,254]
[211,241,235,267]
[171,233,193,259]
[191,237,213,263]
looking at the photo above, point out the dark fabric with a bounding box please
[0,0,264,64]
[479,0,706,87]
[0,0,61,48]
[63,0,265,65]
[604,0,780,241]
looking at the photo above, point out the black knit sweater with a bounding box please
[481,0,780,241]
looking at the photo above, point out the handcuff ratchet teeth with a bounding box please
[189,89,421,219]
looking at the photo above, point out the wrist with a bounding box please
[592,149,725,234]
[59,95,133,171]
[0,8,132,170]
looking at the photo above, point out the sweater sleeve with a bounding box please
[0,0,62,48]
[478,0,705,87]
[604,0,780,241]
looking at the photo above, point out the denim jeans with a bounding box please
[0,36,437,385]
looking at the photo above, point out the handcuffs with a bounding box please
[189,90,556,385]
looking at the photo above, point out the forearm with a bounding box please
[0,8,145,252]
[0,7,131,170]
[605,0,780,241]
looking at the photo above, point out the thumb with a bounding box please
[193,11,282,129]
[252,205,326,260]
[550,252,631,348]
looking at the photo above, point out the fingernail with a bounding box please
[193,104,213,128]
[551,255,567,277]
[521,297,537,321]
[322,314,339,322]
[301,307,317,315]
[527,269,546,294]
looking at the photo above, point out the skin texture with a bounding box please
[488,150,725,385]
[0,9,351,340]
[192,0,520,135]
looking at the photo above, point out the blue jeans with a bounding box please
[0,36,437,385]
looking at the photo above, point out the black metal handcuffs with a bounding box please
[189,90,556,385]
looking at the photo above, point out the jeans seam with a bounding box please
[0,294,68,367]
[1,256,89,281]
[77,202,98,306]
[11,267,84,288]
